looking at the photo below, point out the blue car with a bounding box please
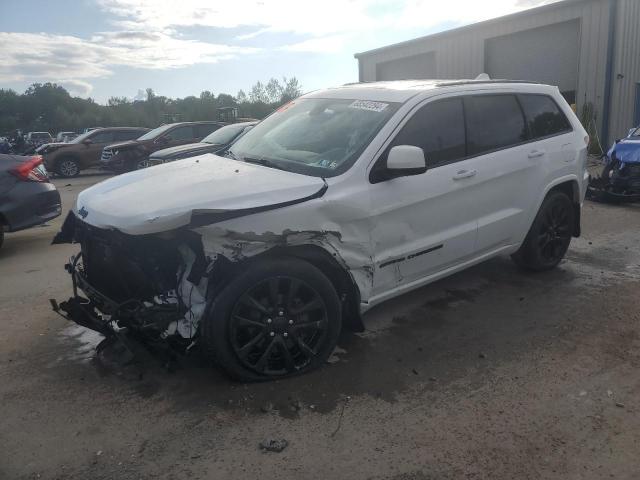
[590,126,640,201]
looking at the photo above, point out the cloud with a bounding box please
[0,31,258,96]
[92,0,562,58]
[281,35,351,54]
[60,80,94,97]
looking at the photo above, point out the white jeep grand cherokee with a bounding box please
[53,80,589,381]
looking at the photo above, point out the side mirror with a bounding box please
[386,145,427,177]
[155,136,168,145]
[82,138,93,145]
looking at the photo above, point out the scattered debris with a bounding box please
[260,402,273,413]
[259,438,289,453]
[429,377,437,382]
[615,402,625,408]
[411,368,419,375]
[330,396,351,438]
[478,352,487,359]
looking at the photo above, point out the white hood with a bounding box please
[75,154,326,235]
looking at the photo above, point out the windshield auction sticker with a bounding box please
[348,100,389,112]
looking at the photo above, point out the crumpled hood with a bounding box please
[609,138,640,164]
[151,143,218,160]
[75,154,327,235]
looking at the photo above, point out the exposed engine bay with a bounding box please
[51,212,219,354]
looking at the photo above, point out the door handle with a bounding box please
[452,169,477,180]
[528,150,545,159]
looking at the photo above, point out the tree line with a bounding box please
[0,77,302,135]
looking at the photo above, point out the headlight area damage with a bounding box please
[51,212,212,355]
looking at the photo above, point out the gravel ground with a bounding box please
[0,173,639,480]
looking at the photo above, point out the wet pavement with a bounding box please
[1,174,639,479]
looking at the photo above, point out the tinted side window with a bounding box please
[465,95,526,155]
[164,126,195,141]
[391,98,466,166]
[114,130,144,141]
[90,131,115,143]
[195,124,219,138]
[519,94,572,139]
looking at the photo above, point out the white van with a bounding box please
[54,79,589,381]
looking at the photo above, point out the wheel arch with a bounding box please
[209,244,365,332]
[544,178,582,237]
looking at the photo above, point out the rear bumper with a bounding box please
[2,182,61,232]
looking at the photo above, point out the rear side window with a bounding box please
[114,130,144,141]
[390,98,466,166]
[90,131,115,143]
[164,126,195,141]
[195,124,219,138]
[519,94,572,139]
[465,95,526,156]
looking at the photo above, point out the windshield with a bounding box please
[203,124,251,145]
[228,98,399,177]
[630,127,640,137]
[70,131,94,144]
[137,124,174,141]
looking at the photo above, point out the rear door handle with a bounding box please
[528,150,545,159]
[452,169,477,180]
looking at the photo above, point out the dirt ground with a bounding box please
[1,173,639,480]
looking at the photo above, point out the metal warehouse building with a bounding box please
[354,0,640,146]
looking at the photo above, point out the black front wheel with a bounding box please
[201,257,342,381]
[512,191,575,271]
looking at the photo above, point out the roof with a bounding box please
[354,0,587,58]
[305,79,548,103]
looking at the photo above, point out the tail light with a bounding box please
[10,155,49,182]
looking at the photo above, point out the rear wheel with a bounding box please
[0,229,4,251]
[512,191,574,271]
[56,158,80,178]
[201,257,342,381]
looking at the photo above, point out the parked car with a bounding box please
[53,80,588,381]
[147,121,257,166]
[26,132,53,147]
[100,121,224,172]
[0,154,61,250]
[55,131,78,143]
[38,127,150,178]
[588,125,640,201]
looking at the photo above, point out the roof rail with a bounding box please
[436,79,544,87]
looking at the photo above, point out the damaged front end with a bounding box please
[588,141,640,202]
[52,212,213,354]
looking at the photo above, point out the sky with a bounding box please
[0,0,560,104]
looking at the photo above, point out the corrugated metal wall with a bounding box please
[609,0,640,140]
[356,0,613,139]
[484,20,580,93]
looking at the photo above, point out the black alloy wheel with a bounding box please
[201,257,342,381]
[512,191,575,271]
[230,276,328,376]
[536,197,572,263]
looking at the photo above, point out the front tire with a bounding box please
[56,158,80,178]
[512,191,575,271]
[201,257,342,381]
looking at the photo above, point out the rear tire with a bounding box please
[56,158,80,178]
[512,191,575,271]
[0,229,4,251]
[201,257,342,382]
